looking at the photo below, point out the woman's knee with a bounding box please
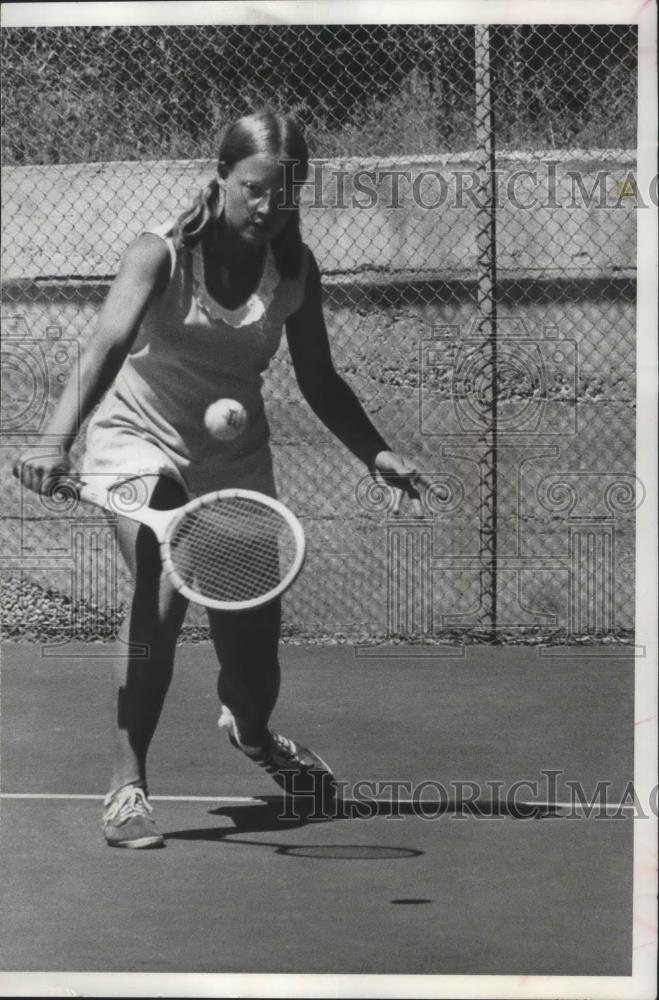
[208,599,281,647]
[115,475,188,574]
[116,475,190,637]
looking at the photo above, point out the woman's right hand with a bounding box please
[12,446,72,496]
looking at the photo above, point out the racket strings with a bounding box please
[167,497,298,604]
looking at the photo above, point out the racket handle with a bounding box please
[57,474,169,534]
[44,473,117,512]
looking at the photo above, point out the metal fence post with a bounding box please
[474,24,498,634]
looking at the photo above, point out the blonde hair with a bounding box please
[169,110,309,279]
[170,177,222,249]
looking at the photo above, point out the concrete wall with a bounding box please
[1,151,636,282]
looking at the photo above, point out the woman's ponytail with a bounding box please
[170,177,222,250]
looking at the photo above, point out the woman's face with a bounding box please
[219,152,300,247]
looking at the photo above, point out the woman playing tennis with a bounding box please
[14,111,423,849]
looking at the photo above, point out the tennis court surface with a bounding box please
[1,641,634,976]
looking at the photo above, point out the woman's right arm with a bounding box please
[13,234,170,493]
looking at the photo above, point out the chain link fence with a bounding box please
[1,23,638,644]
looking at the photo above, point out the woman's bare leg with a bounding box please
[109,475,189,792]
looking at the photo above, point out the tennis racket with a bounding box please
[51,476,306,612]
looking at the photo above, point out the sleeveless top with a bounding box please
[84,224,309,491]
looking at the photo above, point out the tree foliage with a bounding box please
[1,24,637,164]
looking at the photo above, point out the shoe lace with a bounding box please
[103,785,153,824]
[268,732,299,763]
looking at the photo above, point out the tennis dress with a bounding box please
[83,225,309,499]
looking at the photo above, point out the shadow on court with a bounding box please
[0,641,634,976]
[165,795,560,853]
[166,795,560,842]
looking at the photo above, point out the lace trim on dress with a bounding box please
[191,242,280,328]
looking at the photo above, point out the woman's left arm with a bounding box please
[285,251,423,492]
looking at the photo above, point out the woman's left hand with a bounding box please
[370,450,428,516]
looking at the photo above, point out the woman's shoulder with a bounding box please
[138,221,178,279]
[270,239,314,290]
[118,231,173,288]
[299,241,315,264]
[273,242,320,322]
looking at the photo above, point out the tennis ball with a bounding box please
[204,399,248,441]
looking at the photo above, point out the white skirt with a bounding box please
[82,382,276,502]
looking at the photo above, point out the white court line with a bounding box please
[534,801,636,812]
[0,792,636,811]
[0,792,260,803]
